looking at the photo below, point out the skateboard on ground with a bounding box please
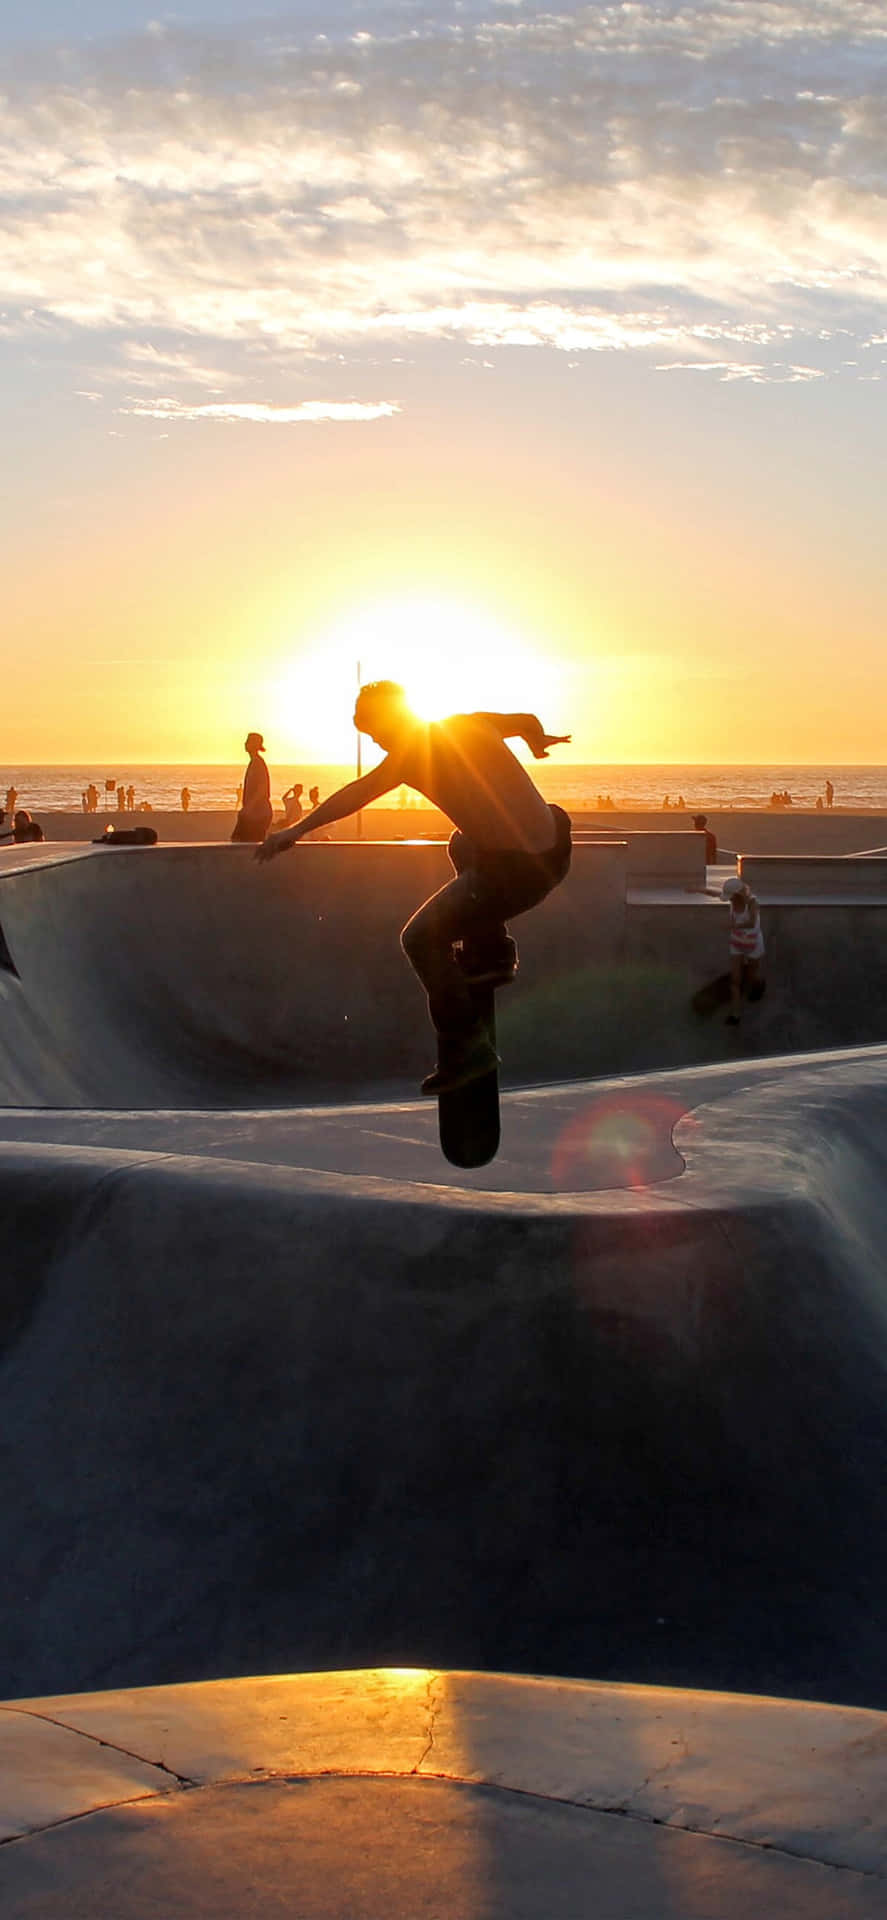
[437,934,518,1169]
[691,972,766,1016]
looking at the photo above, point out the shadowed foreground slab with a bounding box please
[2,1671,886,1918]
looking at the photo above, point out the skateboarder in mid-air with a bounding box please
[256,681,573,1092]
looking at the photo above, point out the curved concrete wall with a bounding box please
[3,1054,887,1704]
[0,844,626,1104]
[4,845,887,1102]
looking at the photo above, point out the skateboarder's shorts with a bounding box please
[455,804,572,919]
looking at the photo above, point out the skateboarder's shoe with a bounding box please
[455,933,518,988]
[421,1034,501,1096]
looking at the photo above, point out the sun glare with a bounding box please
[268,594,568,759]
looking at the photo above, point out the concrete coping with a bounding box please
[2,1668,887,1878]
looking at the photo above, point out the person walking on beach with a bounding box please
[256,682,572,1091]
[232,733,272,843]
[826,778,834,808]
[181,785,191,814]
[721,876,765,1025]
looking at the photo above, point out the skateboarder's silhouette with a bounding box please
[257,682,572,1124]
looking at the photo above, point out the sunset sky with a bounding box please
[2,0,886,763]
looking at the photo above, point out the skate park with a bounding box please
[3,833,887,1915]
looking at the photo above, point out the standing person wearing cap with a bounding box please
[722,876,765,1024]
[231,733,272,843]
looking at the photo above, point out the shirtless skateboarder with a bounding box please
[256,681,572,1092]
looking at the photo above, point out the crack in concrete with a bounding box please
[406,1771,887,1882]
[0,1704,197,1787]
[0,1787,177,1850]
[1,1759,883,1883]
[412,1671,443,1773]
[619,1730,693,1808]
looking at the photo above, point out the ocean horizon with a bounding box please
[3,763,887,813]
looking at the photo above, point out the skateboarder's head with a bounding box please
[354,680,414,749]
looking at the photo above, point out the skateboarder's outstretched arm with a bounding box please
[475,713,571,759]
[255,757,402,860]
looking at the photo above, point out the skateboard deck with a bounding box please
[437,982,501,1169]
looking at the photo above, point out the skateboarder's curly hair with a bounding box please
[354,681,411,724]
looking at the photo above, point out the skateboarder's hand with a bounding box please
[255,828,297,862]
[534,732,571,758]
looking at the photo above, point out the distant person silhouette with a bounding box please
[693,813,717,863]
[126,784,135,811]
[826,778,834,808]
[257,683,572,1093]
[281,782,304,826]
[4,786,18,815]
[232,733,272,843]
[309,784,321,809]
[181,785,191,813]
[87,783,98,813]
[116,785,126,811]
[81,791,88,813]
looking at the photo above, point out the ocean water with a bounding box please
[2,764,885,812]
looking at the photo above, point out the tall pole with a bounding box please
[356,658,363,840]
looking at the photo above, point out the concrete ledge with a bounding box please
[581,829,706,886]
[740,853,887,899]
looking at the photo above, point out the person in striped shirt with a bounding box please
[721,876,765,1025]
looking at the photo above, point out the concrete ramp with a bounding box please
[5,843,887,1104]
[0,842,631,1105]
[3,1052,887,1707]
[0,845,455,1104]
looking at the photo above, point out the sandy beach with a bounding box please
[19,803,887,856]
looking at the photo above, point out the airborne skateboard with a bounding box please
[437,934,518,1169]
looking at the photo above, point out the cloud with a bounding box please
[1,1,886,383]
[654,357,827,380]
[119,396,399,422]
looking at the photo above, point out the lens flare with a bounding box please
[551,1092,690,1192]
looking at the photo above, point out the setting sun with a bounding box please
[265,594,570,760]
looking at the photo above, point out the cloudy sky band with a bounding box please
[1,0,885,418]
